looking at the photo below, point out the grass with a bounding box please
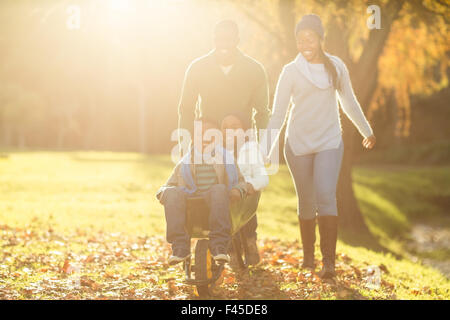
[357,140,450,166]
[353,165,450,256]
[0,151,449,299]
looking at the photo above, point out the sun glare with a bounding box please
[108,0,131,12]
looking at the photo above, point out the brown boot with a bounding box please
[318,216,338,278]
[299,217,316,269]
[229,247,242,271]
[244,236,261,266]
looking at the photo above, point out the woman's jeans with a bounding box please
[284,140,344,220]
[162,184,231,257]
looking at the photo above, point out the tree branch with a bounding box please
[354,0,406,106]
[232,1,285,46]
[413,0,450,24]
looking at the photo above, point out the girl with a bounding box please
[264,14,376,278]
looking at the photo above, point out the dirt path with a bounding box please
[407,222,450,278]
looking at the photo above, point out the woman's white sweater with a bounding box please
[264,52,373,156]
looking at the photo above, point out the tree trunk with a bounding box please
[325,16,371,232]
[2,124,12,146]
[333,1,405,232]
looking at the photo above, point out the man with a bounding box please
[178,20,270,266]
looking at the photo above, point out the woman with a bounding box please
[265,14,376,278]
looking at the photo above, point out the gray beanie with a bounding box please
[295,14,324,39]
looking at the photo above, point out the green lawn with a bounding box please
[0,151,448,299]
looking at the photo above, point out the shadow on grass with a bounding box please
[330,278,369,300]
[354,166,450,226]
[338,228,398,257]
[235,267,290,299]
[338,197,403,258]
[339,196,408,259]
[201,267,372,300]
[193,267,290,300]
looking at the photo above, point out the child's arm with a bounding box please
[229,165,248,202]
[230,187,243,203]
[155,164,180,203]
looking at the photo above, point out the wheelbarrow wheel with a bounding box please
[194,239,213,297]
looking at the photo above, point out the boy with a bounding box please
[156,118,247,265]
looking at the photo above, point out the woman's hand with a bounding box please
[362,135,376,149]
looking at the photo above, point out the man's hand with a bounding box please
[246,182,256,195]
[230,188,242,203]
[156,189,164,205]
[362,135,376,150]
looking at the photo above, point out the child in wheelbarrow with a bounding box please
[221,114,269,267]
[156,118,248,265]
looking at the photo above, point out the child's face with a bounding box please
[200,121,219,150]
[221,115,244,150]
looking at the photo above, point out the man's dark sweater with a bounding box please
[178,49,270,137]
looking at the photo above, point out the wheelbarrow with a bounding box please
[183,192,261,297]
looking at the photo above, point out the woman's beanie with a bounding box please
[295,14,324,40]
